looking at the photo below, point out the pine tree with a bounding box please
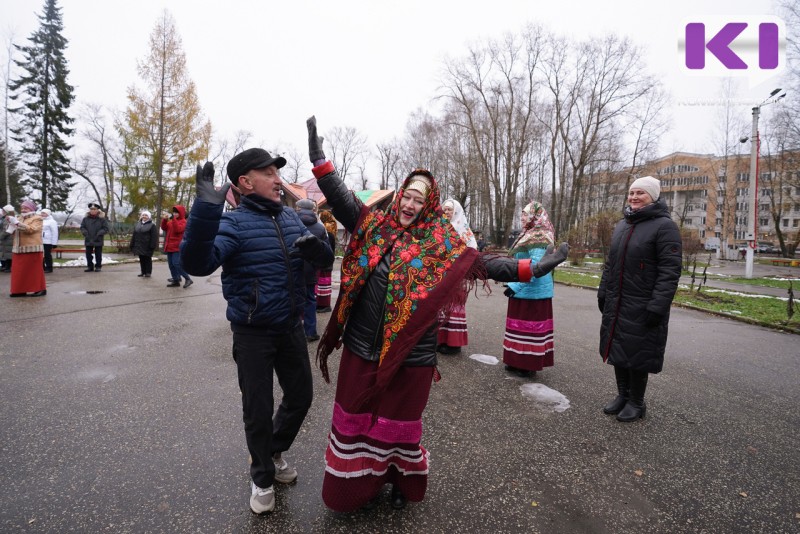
[9,0,75,211]
[118,10,211,222]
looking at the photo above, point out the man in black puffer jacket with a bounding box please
[295,198,327,341]
[181,149,333,515]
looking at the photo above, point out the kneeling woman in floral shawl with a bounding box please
[306,116,568,512]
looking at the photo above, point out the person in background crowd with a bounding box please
[316,210,337,313]
[161,205,193,288]
[181,151,332,515]
[0,205,14,273]
[40,209,59,273]
[130,210,159,278]
[306,116,568,512]
[80,202,109,272]
[598,176,681,422]
[502,201,557,378]
[436,198,478,355]
[8,200,46,297]
[296,198,327,342]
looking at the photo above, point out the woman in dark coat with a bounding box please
[130,210,159,277]
[598,176,682,422]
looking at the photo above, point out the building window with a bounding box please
[794,219,799,228]
[783,219,789,227]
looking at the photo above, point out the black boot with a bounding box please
[603,365,629,415]
[390,484,407,510]
[617,369,648,422]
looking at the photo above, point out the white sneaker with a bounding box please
[273,454,298,484]
[250,482,275,514]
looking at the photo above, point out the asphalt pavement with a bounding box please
[1,259,798,533]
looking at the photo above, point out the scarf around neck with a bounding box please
[317,169,481,409]
[509,201,555,254]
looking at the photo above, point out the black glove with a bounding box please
[504,287,516,298]
[292,234,326,263]
[532,242,569,278]
[598,298,605,313]
[306,115,326,163]
[645,311,664,327]
[195,162,230,204]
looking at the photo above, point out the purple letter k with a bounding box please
[686,22,748,69]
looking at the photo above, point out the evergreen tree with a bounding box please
[0,142,26,207]
[9,0,75,211]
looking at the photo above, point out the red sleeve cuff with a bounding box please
[518,259,532,282]
[312,160,335,179]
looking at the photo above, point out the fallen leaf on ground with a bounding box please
[739,492,748,498]
[531,501,539,507]
[634,470,644,477]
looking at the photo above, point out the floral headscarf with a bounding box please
[442,198,477,249]
[317,169,482,408]
[509,201,554,254]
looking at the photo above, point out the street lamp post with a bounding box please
[743,88,786,279]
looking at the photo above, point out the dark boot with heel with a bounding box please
[603,365,629,415]
[616,369,648,422]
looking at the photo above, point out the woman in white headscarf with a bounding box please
[437,198,478,355]
[130,210,159,277]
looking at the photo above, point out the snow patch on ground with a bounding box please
[520,383,570,413]
[469,354,499,365]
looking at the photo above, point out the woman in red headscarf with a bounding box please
[306,116,568,512]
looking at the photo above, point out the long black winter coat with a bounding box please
[297,208,327,285]
[598,199,682,373]
[130,220,159,256]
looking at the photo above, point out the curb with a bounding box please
[555,280,800,336]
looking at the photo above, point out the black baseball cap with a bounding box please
[226,148,287,185]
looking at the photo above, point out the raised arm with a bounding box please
[307,116,363,232]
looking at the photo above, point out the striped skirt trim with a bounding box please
[437,304,468,347]
[502,298,555,371]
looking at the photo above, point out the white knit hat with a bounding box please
[629,176,661,202]
[3,204,15,213]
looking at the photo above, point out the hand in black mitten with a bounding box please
[195,162,230,204]
[598,298,605,313]
[645,311,664,327]
[306,116,326,163]
[532,242,570,278]
[292,234,326,263]
[504,287,516,298]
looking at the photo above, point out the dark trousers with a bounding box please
[138,255,152,275]
[43,244,54,271]
[86,245,103,270]
[232,323,313,489]
[166,251,190,281]
[303,284,317,336]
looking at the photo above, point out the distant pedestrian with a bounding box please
[40,209,59,273]
[598,176,681,422]
[437,198,477,355]
[0,205,14,272]
[316,210,337,313]
[80,202,109,272]
[502,201,557,378]
[8,200,46,297]
[130,211,159,277]
[295,199,327,341]
[161,205,192,288]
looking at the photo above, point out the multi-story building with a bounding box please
[590,151,800,255]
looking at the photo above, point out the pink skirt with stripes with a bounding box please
[322,347,434,512]
[502,298,554,372]
[437,303,468,347]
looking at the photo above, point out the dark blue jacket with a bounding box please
[180,194,333,331]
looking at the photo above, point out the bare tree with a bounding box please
[376,140,402,190]
[326,125,369,186]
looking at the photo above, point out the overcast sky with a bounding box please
[1,0,786,181]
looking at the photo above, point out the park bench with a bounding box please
[771,258,800,267]
[52,247,86,259]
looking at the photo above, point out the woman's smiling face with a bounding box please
[398,188,425,227]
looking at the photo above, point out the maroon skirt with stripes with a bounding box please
[316,269,332,308]
[502,298,554,372]
[322,347,434,512]
[437,303,468,347]
[10,252,46,295]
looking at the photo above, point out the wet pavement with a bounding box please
[1,259,798,533]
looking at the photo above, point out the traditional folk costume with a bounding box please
[9,201,46,297]
[437,199,478,353]
[313,163,535,512]
[316,210,337,310]
[503,201,556,374]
